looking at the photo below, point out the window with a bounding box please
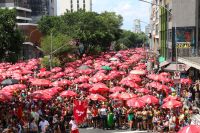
[156,24,159,35]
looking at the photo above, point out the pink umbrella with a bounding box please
[140,95,159,104]
[87,94,106,101]
[60,90,78,97]
[78,83,92,89]
[180,78,192,85]
[162,100,182,109]
[136,88,150,94]
[0,91,13,102]
[30,91,53,101]
[89,83,109,93]
[51,67,62,73]
[74,75,90,83]
[118,92,137,100]
[163,95,180,102]
[130,70,146,75]
[159,72,170,77]
[51,81,64,87]
[64,67,74,74]
[37,71,51,77]
[109,92,120,99]
[120,80,139,88]
[59,80,72,86]
[110,86,126,93]
[127,98,146,108]
[178,125,200,133]
[31,79,51,87]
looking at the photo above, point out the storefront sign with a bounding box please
[176,42,191,48]
[174,71,180,79]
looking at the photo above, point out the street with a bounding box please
[79,128,148,133]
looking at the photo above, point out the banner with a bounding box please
[73,100,88,124]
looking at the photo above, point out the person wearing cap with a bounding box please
[69,116,79,133]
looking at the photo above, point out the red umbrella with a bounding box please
[118,92,137,100]
[159,72,170,77]
[51,67,62,73]
[90,72,107,83]
[60,90,77,97]
[162,100,182,109]
[109,92,120,99]
[64,67,74,74]
[158,76,171,83]
[89,83,109,93]
[78,83,92,89]
[37,71,51,77]
[178,125,200,133]
[127,98,146,108]
[140,95,159,104]
[30,91,53,101]
[136,88,150,94]
[120,80,139,88]
[74,75,90,83]
[108,71,121,79]
[180,78,192,85]
[163,95,180,102]
[0,91,12,102]
[76,69,93,75]
[87,94,106,101]
[51,81,64,87]
[31,79,51,87]
[59,80,72,86]
[110,86,125,93]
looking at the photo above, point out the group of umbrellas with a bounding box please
[0,48,198,132]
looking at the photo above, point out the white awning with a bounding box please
[178,57,200,70]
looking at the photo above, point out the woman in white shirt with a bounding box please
[69,116,79,133]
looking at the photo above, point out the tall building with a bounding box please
[28,0,49,23]
[145,24,150,36]
[149,0,160,55]
[50,0,92,16]
[134,19,141,33]
[0,0,32,23]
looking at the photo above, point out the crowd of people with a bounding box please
[0,48,199,133]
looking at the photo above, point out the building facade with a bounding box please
[134,19,141,33]
[50,0,92,16]
[28,0,49,23]
[145,24,150,36]
[0,0,32,23]
[150,0,160,54]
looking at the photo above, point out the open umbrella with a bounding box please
[127,98,146,108]
[162,100,182,109]
[101,66,112,71]
[78,65,90,70]
[60,90,77,97]
[130,70,146,75]
[163,95,180,102]
[110,86,125,93]
[87,94,106,101]
[1,79,18,86]
[118,92,137,100]
[89,83,109,93]
[178,125,200,133]
[136,88,150,94]
[109,92,120,99]
[140,95,159,104]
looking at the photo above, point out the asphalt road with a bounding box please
[79,128,148,133]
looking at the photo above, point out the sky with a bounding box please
[92,0,151,31]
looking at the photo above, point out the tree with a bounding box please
[0,9,24,62]
[38,10,123,56]
[41,33,77,64]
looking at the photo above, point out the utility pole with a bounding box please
[50,32,53,70]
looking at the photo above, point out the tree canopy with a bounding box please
[38,10,123,55]
[0,9,24,62]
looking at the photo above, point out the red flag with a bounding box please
[73,100,88,124]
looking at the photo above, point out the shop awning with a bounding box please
[160,61,170,67]
[178,57,200,70]
[164,63,190,72]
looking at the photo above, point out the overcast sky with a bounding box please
[92,0,151,31]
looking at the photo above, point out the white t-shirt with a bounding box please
[39,120,49,133]
[69,120,78,131]
[100,108,107,116]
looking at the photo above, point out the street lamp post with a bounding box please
[139,0,178,72]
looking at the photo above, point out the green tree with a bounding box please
[0,9,24,62]
[38,10,123,56]
[41,33,77,64]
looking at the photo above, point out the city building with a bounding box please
[49,0,92,16]
[0,0,32,23]
[145,24,150,36]
[149,0,160,54]
[133,19,141,33]
[28,0,49,23]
